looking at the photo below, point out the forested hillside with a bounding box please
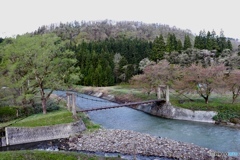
[1,20,239,88]
[30,20,195,85]
[31,20,238,86]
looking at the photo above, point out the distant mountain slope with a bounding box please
[33,20,194,43]
[33,20,239,51]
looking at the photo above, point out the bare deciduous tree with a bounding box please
[175,64,226,104]
[225,70,240,103]
[131,60,181,95]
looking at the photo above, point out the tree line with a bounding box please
[72,29,234,87]
[194,30,232,54]
[70,32,199,86]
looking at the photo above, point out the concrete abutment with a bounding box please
[1,120,86,147]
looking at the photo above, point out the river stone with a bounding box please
[92,92,103,97]
[230,118,240,124]
[102,95,115,101]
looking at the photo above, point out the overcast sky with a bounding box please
[1,0,239,39]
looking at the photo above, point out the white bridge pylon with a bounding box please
[66,92,77,116]
[157,85,169,104]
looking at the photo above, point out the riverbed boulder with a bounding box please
[102,94,115,101]
[230,118,240,124]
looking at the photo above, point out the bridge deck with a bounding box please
[77,99,165,112]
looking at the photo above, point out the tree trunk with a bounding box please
[232,87,240,104]
[232,94,238,104]
[204,96,209,104]
[42,98,47,114]
[201,94,209,104]
[157,86,161,99]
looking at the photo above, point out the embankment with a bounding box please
[136,103,217,123]
[2,120,86,146]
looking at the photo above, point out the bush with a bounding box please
[46,102,60,112]
[0,106,18,122]
[0,100,60,122]
[213,105,240,121]
[32,100,60,114]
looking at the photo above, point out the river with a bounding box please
[54,91,240,153]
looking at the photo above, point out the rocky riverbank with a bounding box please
[65,129,237,160]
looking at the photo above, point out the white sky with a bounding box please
[0,0,239,39]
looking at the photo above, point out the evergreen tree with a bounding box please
[84,65,94,86]
[125,64,135,82]
[206,31,212,50]
[117,56,128,82]
[0,38,3,43]
[200,30,207,49]
[183,35,192,50]
[93,63,103,86]
[217,29,227,53]
[105,65,114,86]
[227,39,233,50]
[177,39,183,52]
[166,33,178,52]
[211,30,218,50]
[166,33,173,52]
[194,36,201,49]
[151,35,166,62]
[119,57,128,72]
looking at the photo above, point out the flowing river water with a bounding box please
[54,91,240,153]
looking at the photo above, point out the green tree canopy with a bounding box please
[0,33,80,114]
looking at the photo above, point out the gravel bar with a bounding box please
[67,129,239,160]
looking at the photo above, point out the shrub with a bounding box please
[0,106,18,122]
[32,100,60,114]
[213,105,240,121]
[0,100,60,122]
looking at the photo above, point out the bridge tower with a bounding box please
[157,85,169,104]
[66,92,77,116]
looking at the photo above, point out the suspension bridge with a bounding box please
[65,85,170,114]
[76,99,166,112]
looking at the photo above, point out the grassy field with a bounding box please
[10,109,74,127]
[0,150,121,160]
[170,93,240,121]
[0,99,102,160]
[0,107,74,128]
[76,85,157,102]
[0,108,100,131]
